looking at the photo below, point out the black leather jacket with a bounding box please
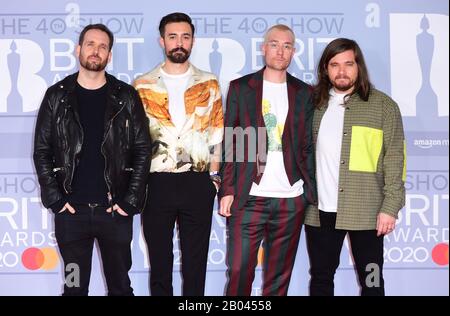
[33,72,151,211]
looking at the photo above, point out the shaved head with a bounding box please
[264,24,295,44]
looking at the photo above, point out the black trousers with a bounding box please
[143,172,217,296]
[54,204,134,296]
[305,211,385,296]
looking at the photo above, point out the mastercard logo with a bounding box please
[432,243,449,266]
[21,247,59,271]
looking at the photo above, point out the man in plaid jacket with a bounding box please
[304,38,406,296]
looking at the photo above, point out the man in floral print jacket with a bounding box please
[133,12,223,296]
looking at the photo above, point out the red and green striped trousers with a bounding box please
[226,194,306,296]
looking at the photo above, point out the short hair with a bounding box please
[159,12,195,37]
[78,24,114,51]
[264,24,295,43]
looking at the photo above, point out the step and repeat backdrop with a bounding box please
[0,0,448,295]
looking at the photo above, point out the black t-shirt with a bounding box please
[68,82,109,205]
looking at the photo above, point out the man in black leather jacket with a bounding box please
[33,24,151,296]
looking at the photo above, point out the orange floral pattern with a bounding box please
[134,63,224,173]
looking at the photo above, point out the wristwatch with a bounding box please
[209,171,221,186]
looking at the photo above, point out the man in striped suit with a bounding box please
[219,24,316,296]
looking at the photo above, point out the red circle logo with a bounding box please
[431,243,449,266]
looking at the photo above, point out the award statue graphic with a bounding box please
[390,14,449,156]
[6,41,23,115]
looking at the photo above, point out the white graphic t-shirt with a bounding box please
[249,80,304,198]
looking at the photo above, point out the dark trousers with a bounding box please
[54,204,134,296]
[226,195,306,296]
[143,172,216,296]
[305,211,385,296]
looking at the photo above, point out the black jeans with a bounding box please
[54,204,134,296]
[305,211,385,296]
[143,172,217,296]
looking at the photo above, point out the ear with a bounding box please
[107,50,112,64]
[76,45,81,58]
[261,42,267,57]
[159,37,165,49]
[290,46,296,57]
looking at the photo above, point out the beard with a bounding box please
[331,76,356,92]
[79,53,108,72]
[166,47,191,64]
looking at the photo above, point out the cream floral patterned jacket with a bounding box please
[134,63,224,173]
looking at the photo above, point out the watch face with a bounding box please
[211,176,221,184]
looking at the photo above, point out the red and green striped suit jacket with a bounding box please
[219,68,317,210]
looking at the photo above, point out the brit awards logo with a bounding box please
[0,39,47,115]
[390,13,449,156]
[191,38,246,96]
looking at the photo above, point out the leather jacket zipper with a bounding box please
[62,104,84,194]
[101,101,126,212]
[60,106,70,193]
[125,119,130,149]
